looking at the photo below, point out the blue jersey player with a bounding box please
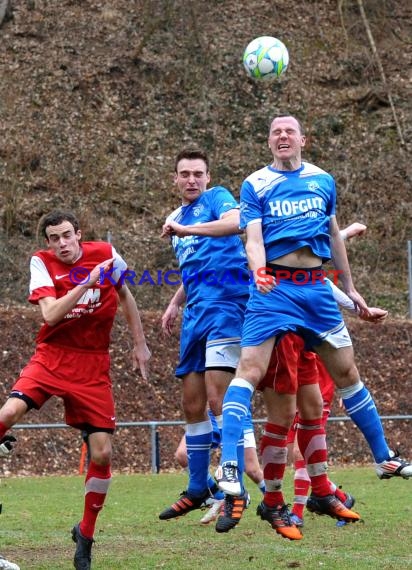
[216,115,412,528]
[158,148,250,530]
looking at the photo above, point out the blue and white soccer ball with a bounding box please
[243,36,289,80]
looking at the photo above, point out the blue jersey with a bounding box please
[240,162,336,262]
[168,186,250,304]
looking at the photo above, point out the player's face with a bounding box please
[174,158,210,204]
[268,116,306,165]
[45,221,82,264]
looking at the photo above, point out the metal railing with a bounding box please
[13,415,412,473]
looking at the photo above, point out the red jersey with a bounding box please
[28,241,126,352]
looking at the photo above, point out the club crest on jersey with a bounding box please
[307,181,321,192]
[192,204,205,217]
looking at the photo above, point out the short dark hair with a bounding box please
[39,210,80,239]
[174,148,209,172]
[269,114,305,135]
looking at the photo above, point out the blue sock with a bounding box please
[258,480,266,494]
[221,378,254,464]
[186,420,212,496]
[339,381,390,463]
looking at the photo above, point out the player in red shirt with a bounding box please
[256,300,388,540]
[256,332,358,540]
[0,210,151,570]
[286,356,339,527]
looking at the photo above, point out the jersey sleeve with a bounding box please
[210,186,239,219]
[28,255,56,303]
[326,278,356,312]
[110,246,128,289]
[239,179,262,229]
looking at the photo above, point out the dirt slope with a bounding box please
[0,0,412,314]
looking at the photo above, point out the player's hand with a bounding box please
[255,269,276,294]
[161,221,189,239]
[0,435,16,457]
[346,289,371,319]
[88,258,115,286]
[345,223,367,240]
[132,343,151,380]
[359,307,388,323]
[161,303,180,336]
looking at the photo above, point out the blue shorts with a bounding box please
[241,276,351,349]
[176,296,248,377]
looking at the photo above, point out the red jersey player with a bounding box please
[0,210,151,570]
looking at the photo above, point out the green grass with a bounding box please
[0,468,411,569]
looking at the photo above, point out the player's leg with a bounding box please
[0,400,23,570]
[289,426,309,526]
[159,372,212,519]
[174,434,188,469]
[0,362,46,455]
[72,430,112,570]
[296,383,360,523]
[243,414,265,494]
[218,338,275,495]
[204,331,250,533]
[316,341,412,479]
[0,398,27,456]
[197,371,233,527]
[256,388,303,541]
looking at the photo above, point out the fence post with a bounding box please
[155,430,160,473]
[149,422,158,473]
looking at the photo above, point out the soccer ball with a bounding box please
[243,36,289,80]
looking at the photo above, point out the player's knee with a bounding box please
[237,357,265,385]
[207,397,222,417]
[91,449,112,465]
[333,364,360,389]
[0,399,27,427]
[89,441,112,465]
[182,396,206,414]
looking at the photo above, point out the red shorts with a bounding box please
[317,356,335,406]
[257,333,318,394]
[12,343,115,431]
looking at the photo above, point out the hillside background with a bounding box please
[0,0,411,476]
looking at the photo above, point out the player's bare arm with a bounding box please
[245,222,275,294]
[161,209,242,239]
[117,285,151,380]
[38,258,114,326]
[329,218,370,317]
[161,284,186,336]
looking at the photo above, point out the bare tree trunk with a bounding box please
[356,0,405,146]
[0,0,13,27]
